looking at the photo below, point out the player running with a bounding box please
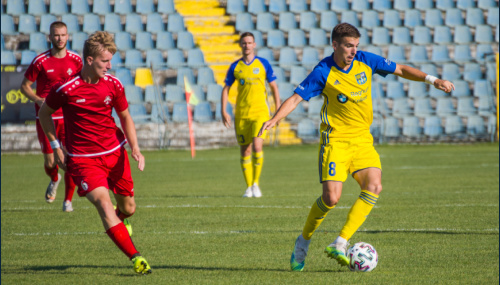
[259,23,455,271]
[38,31,152,274]
[20,21,82,212]
[221,32,280,198]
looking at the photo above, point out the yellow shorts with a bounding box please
[318,133,381,183]
[234,117,269,145]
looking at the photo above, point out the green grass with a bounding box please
[1,143,499,284]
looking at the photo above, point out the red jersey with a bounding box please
[24,49,83,119]
[45,73,129,157]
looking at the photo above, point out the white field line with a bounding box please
[396,163,499,169]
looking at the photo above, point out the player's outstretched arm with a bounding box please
[258,93,303,137]
[20,78,45,107]
[118,108,145,171]
[269,81,281,113]
[39,103,67,170]
[393,64,455,93]
[220,85,232,128]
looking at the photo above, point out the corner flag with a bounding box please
[184,76,197,158]
[184,76,199,106]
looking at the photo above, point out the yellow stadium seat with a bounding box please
[134,68,154,89]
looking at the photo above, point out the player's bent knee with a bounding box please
[366,184,382,195]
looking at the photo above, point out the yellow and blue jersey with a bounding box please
[295,51,397,139]
[224,56,277,120]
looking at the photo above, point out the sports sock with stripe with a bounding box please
[302,196,335,240]
[339,190,379,241]
[240,155,253,187]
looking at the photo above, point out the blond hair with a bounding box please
[49,21,67,35]
[82,31,117,63]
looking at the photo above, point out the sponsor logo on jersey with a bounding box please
[355,72,367,85]
[253,67,260,74]
[67,68,73,75]
[385,58,392,65]
[239,79,245,85]
[334,80,341,85]
[81,181,89,191]
[76,99,86,103]
[297,84,305,91]
[104,95,112,105]
[337,93,348,104]
[47,69,54,73]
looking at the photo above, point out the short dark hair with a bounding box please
[331,23,361,44]
[49,21,67,34]
[239,32,255,43]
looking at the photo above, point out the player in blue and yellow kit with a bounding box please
[259,23,455,271]
[221,32,280,198]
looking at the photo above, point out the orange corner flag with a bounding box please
[184,76,199,106]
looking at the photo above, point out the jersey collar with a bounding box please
[330,52,354,74]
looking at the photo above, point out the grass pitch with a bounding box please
[1,143,498,284]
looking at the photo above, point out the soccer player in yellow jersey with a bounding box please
[221,32,280,198]
[259,23,455,271]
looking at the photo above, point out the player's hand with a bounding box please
[222,112,232,128]
[258,120,276,137]
[54,147,67,171]
[131,148,145,171]
[434,79,455,93]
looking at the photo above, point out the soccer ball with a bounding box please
[347,242,378,272]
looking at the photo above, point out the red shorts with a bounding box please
[36,118,66,154]
[67,147,135,197]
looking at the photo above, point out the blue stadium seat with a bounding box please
[307,98,323,118]
[197,67,216,85]
[465,8,484,26]
[476,44,494,63]
[290,66,307,85]
[425,9,444,27]
[166,48,185,68]
[256,12,275,32]
[429,83,448,97]
[236,13,255,31]
[351,0,370,11]
[129,104,150,123]
[371,27,390,46]
[457,97,476,116]
[156,0,175,14]
[167,13,185,32]
[172,103,189,122]
[19,15,37,34]
[124,49,144,68]
[408,81,428,98]
[272,65,286,82]
[215,102,234,120]
[187,48,205,67]
[28,0,46,15]
[194,102,213,123]
[311,0,328,12]
[297,118,319,139]
[279,47,298,69]
[267,30,285,48]
[387,81,406,99]
[445,9,464,26]
[288,29,306,48]
[29,33,48,53]
[415,0,433,10]
[431,45,450,63]
[486,62,497,82]
[453,25,472,44]
[457,0,475,10]
[114,0,132,14]
[125,85,144,104]
[433,26,452,44]
[146,13,165,33]
[177,68,195,87]
[387,45,406,63]
[115,32,133,51]
[394,0,412,10]
[301,47,320,68]
[110,52,123,68]
[145,49,165,69]
[83,14,102,34]
[451,80,471,97]
[166,85,185,102]
[324,46,334,57]
[413,27,432,45]
[71,0,89,15]
[478,0,497,8]
[151,103,170,122]
[473,80,493,98]
[464,63,482,82]
[279,12,296,31]
[1,34,6,50]
[436,98,456,116]
[49,0,68,15]
[289,0,307,13]
[20,50,37,65]
[453,45,472,64]
[478,96,495,116]
[93,0,111,14]
[331,0,349,11]
[414,98,434,117]
[157,32,175,50]
[62,14,80,33]
[71,32,87,53]
[436,0,455,10]
[190,85,206,102]
[475,25,493,44]
[424,116,443,137]
[257,48,274,62]
[393,27,411,45]
[403,116,422,137]
[383,117,401,137]
[467,115,486,135]
[373,0,392,11]
[7,0,25,15]
[287,102,307,122]
[445,115,465,134]
[104,13,122,33]
[226,0,244,14]
[320,11,338,31]
[248,0,266,14]
[404,10,422,28]
[383,10,401,28]
[341,11,360,27]
[278,82,296,101]
[358,27,370,46]
[362,11,380,29]
[366,46,383,57]
[309,28,327,47]
[269,0,287,13]
[1,50,16,65]
[487,8,499,26]
[115,68,134,85]
[125,14,144,33]
[206,84,223,103]
[300,12,318,31]
[250,30,264,47]
[135,32,154,51]
[39,14,57,34]
[136,0,154,14]
[441,63,461,81]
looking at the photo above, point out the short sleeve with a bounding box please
[45,83,66,111]
[294,64,329,101]
[224,61,237,87]
[112,80,128,113]
[360,51,397,77]
[258,57,277,83]
[24,60,40,82]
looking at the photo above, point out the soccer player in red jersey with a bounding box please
[38,31,152,274]
[20,21,82,212]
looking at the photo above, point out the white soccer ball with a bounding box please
[347,242,378,272]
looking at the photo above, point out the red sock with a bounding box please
[106,223,139,259]
[115,206,134,221]
[64,172,76,202]
[44,165,59,181]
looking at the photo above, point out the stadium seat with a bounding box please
[393,27,411,45]
[476,44,494,63]
[256,13,275,32]
[191,85,206,102]
[404,10,422,28]
[310,0,328,12]
[166,49,185,68]
[115,68,134,85]
[441,63,461,81]
[287,102,307,122]
[413,26,432,45]
[403,116,422,137]
[226,0,244,14]
[478,0,497,8]
[383,10,401,28]
[125,85,144,104]
[387,82,406,99]
[324,46,334,57]
[71,32,87,53]
[451,80,471,97]
[351,0,370,11]
[320,11,339,31]
[278,47,298,69]
[392,98,412,118]
[124,50,144,69]
[394,0,412,10]
[103,13,122,33]
[408,81,428,98]
[172,103,189,122]
[206,84,223,103]
[144,50,165,70]
[257,48,274,62]
[487,8,499,26]
[28,0,46,15]
[341,11,360,27]
[307,98,323,117]
[475,25,493,44]
[486,62,497,82]
[62,14,80,33]
[194,102,213,123]
[445,9,464,26]
[278,82,296,101]
[297,118,319,139]
[424,116,443,137]
[362,11,380,29]
[453,45,472,64]
[49,0,68,15]
[436,0,455,10]
[250,30,264,47]
[433,26,452,44]
[125,14,144,33]
[187,48,205,67]
[414,98,434,117]
[383,117,401,137]
[436,97,456,116]
[279,12,296,32]
[39,14,58,35]
[473,80,493,98]
[371,27,390,46]
[115,0,132,14]
[444,115,465,134]
[466,115,486,135]
[93,0,111,15]
[166,85,185,102]
[197,67,215,85]
[135,32,154,51]
[431,45,450,63]
[387,45,406,63]
[301,47,320,69]
[415,0,433,10]
[83,14,102,34]
[429,83,448,97]
[453,25,472,44]
[19,15,37,34]
[167,13,185,32]
[20,50,37,65]
[146,13,164,33]
[478,96,495,116]
[236,13,254,31]
[366,46,383,57]
[29,33,48,53]
[1,50,16,65]
[373,0,391,11]
[457,97,476,116]
[267,30,285,48]
[290,66,307,85]
[425,9,444,27]
[135,68,154,89]
[358,27,370,46]
[177,68,195,87]
[300,12,318,31]
[248,0,266,14]
[215,103,234,120]
[465,8,484,26]
[157,32,175,50]
[457,0,475,10]
[136,0,154,14]
[272,66,286,82]
[5,1,25,16]
[115,32,133,51]
[129,104,150,123]
[151,103,170,122]
[269,0,287,13]
[110,52,123,68]
[331,0,349,11]
[309,29,327,47]
[289,0,307,13]
[71,0,90,15]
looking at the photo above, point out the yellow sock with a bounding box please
[240,155,253,187]
[302,196,335,240]
[252,151,263,185]
[339,190,379,241]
